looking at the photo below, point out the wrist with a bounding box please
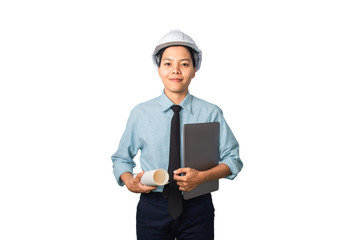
[198,170,208,184]
[121,172,133,188]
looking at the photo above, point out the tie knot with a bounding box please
[171,105,182,113]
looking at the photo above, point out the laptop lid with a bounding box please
[182,122,220,200]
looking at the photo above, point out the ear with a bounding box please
[192,67,196,79]
[158,66,163,78]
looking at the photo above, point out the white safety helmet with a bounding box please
[152,29,202,72]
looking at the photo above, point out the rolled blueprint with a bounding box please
[133,169,169,186]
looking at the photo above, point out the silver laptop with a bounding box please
[182,122,220,200]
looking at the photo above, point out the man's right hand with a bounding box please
[121,172,157,193]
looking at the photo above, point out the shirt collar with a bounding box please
[159,90,193,114]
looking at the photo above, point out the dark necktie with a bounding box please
[164,105,183,219]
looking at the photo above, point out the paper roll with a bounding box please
[133,169,169,186]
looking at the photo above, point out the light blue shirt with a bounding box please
[111,91,243,192]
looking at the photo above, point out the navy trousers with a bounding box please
[136,192,214,240]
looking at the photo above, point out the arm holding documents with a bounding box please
[120,172,157,194]
[175,108,243,195]
[173,163,231,192]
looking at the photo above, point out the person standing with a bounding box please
[112,29,243,240]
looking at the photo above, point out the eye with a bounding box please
[164,62,171,66]
[182,63,189,67]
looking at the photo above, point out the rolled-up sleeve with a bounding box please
[216,109,243,179]
[111,108,141,186]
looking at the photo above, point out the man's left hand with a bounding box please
[173,168,205,192]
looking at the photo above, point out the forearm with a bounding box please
[120,172,134,186]
[199,163,231,183]
[174,163,232,192]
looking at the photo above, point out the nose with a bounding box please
[172,65,181,74]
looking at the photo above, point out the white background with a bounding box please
[1,0,353,239]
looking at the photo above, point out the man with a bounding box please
[112,29,243,240]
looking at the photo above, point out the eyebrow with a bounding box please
[162,58,191,62]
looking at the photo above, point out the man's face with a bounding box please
[158,46,196,97]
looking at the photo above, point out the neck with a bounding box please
[164,89,188,105]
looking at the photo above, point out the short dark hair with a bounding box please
[157,45,196,68]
